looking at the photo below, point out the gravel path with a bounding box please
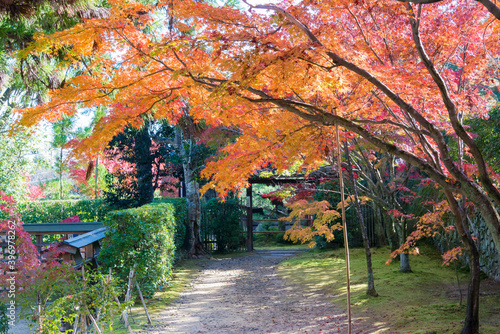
[145,249,349,334]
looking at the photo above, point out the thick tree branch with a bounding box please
[478,0,500,21]
[250,1,500,253]
[353,118,432,137]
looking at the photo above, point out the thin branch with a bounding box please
[346,7,385,65]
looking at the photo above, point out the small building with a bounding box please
[40,227,107,268]
[22,222,105,252]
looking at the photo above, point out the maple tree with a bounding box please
[342,142,378,296]
[0,191,40,286]
[68,157,108,198]
[13,0,500,332]
[347,145,426,272]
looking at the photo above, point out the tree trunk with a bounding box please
[95,156,99,199]
[177,129,204,256]
[399,253,412,273]
[134,123,154,206]
[462,241,480,334]
[396,218,412,273]
[344,142,378,297]
[183,161,204,256]
[385,217,399,253]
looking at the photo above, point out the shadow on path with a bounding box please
[146,249,349,334]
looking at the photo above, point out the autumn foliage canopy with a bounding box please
[13,0,500,255]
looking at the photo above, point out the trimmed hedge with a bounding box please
[152,197,188,256]
[99,199,187,297]
[17,199,111,224]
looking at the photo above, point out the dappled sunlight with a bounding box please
[152,249,350,333]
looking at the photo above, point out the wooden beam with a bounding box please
[246,186,253,252]
[248,176,318,185]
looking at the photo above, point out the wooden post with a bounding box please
[35,235,42,253]
[336,119,351,333]
[87,308,102,334]
[72,314,79,334]
[121,265,135,334]
[246,185,253,252]
[135,281,152,325]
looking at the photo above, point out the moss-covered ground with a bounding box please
[277,245,500,333]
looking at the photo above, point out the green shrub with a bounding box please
[204,198,244,252]
[153,197,188,256]
[98,202,182,297]
[17,199,112,224]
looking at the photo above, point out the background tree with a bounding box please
[347,146,427,272]
[104,119,179,208]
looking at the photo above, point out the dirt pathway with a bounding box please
[145,249,349,334]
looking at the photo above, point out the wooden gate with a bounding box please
[200,198,247,252]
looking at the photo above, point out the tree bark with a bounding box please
[462,241,480,334]
[182,157,204,256]
[396,218,412,273]
[95,156,99,199]
[386,217,399,253]
[344,142,378,297]
[399,253,412,273]
[176,127,204,256]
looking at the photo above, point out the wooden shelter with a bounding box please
[22,222,104,252]
[51,227,107,268]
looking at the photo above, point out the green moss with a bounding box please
[278,245,500,333]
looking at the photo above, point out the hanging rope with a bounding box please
[335,117,352,333]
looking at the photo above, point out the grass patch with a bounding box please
[278,245,500,333]
[103,258,203,333]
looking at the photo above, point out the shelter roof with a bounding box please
[23,222,104,235]
[62,227,108,249]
